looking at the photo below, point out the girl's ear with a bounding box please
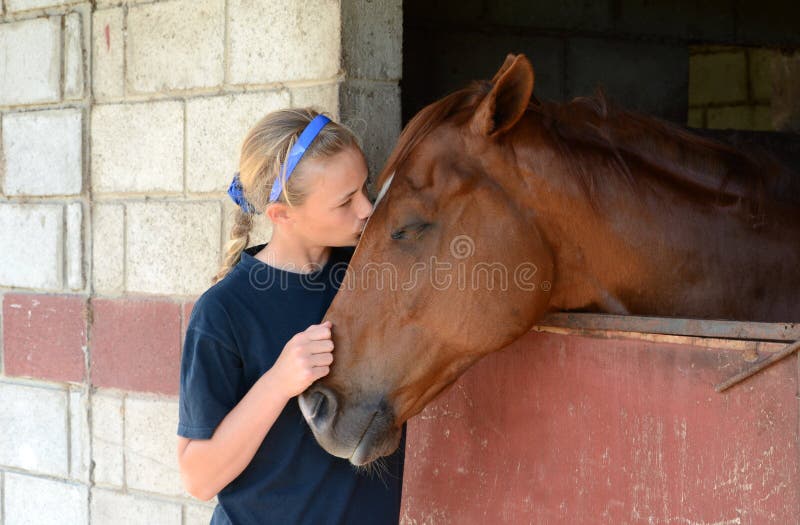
[266,202,292,225]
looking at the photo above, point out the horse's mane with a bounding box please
[378,82,798,226]
[377,81,492,189]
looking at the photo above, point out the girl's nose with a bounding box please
[357,191,373,220]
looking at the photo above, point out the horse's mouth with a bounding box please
[349,410,378,465]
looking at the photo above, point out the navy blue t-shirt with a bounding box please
[178,242,406,525]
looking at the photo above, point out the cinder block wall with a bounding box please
[402,0,800,126]
[0,1,401,523]
[689,46,800,131]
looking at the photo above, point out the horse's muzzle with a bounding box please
[298,384,399,464]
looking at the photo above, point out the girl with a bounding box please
[176,108,407,524]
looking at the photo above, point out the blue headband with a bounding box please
[226,114,332,213]
[271,114,331,202]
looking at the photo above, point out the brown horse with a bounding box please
[298,54,800,465]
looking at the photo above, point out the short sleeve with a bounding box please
[177,317,244,439]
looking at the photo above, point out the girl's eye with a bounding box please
[339,181,368,208]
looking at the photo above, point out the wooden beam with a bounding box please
[533,312,800,342]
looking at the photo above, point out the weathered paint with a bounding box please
[400,330,799,524]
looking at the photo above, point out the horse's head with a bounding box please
[299,55,555,464]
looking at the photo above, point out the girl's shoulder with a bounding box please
[185,278,240,343]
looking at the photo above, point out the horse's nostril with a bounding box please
[299,385,338,431]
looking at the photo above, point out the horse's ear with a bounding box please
[491,53,518,84]
[471,54,535,137]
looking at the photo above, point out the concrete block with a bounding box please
[125,201,221,295]
[92,8,124,100]
[91,203,125,293]
[752,105,774,131]
[488,0,609,31]
[66,202,84,290]
[0,16,61,105]
[707,105,754,130]
[90,487,182,525]
[687,107,705,128]
[90,298,181,395]
[749,48,776,103]
[566,38,688,122]
[772,53,800,132]
[340,81,401,181]
[64,11,84,99]
[689,51,748,106]
[186,90,290,193]
[91,101,183,193]
[69,388,90,482]
[290,83,340,119]
[0,204,63,289]
[124,396,188,498]
[185,502,216,524]
[4,472,88,525]
[342,0,401,80]
[0,382,69,477]
[2,108,83,196]
[228,0,340,84]
[91,391,124,487]
[6,0,75,11]
[3,293,87,383]
[126,0,224,93]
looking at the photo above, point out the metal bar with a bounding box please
[714,339,800,392]
[534,313,799,342]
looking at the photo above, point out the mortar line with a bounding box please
[65,385,73,481]
[59,13,65,102]
[223,0,229,86]
[122,4,128,99]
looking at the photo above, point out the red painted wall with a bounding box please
[400,331,799,524]
[2,293,191,395]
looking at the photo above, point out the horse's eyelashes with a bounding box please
[391,222,431,240]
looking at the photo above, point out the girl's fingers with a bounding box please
[310,352,334,366]
[308,339,334,354]
[306,323,332,341]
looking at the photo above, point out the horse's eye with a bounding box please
[391,222,431,241]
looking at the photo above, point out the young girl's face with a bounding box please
[290,145,373,247]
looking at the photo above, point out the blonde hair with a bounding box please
[211,108,361,284]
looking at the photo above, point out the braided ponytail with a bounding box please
[211,207,253,284]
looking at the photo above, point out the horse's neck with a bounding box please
[520,149,800,323]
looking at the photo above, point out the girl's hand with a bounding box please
[271,321,334,398]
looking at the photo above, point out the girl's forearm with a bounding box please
[178,368,292,500]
